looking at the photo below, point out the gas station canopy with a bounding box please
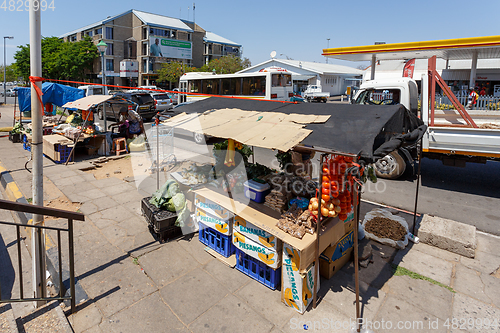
[322,35,500,61]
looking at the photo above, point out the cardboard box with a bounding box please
[319,247,353,280]
[344,210,355,234]
[196,207,233,235]
[233,215,282,252]
[281,259,319,314]
[232,231,281,269]
[283,217,346,273]
[319,231,354,280]
[194,193,234,220]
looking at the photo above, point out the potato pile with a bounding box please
[276,204,316,239]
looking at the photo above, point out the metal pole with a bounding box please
[326,38,330,64]
[412,138,423,235]
[313,153,326,309]
[354,182,361,332]
[3,36,13,105]
[101,52,107,156]
[156,120,160,190]
[3,37,6,105]
[29,0,46,308]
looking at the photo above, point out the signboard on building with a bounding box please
[120,60,139,78]
[149,37,192,60]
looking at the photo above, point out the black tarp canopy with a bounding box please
[173,97,425,163]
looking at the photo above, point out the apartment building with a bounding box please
[59,9,242,87]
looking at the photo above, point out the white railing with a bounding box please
[432,94,500,110]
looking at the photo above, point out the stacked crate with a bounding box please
[232,215,282,290]
[195,194,234,257]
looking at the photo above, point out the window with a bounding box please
[70,34,76,42]
[105,27,113,40]
[190,80,201,93]
[272,74,292,87]
[221,78,239,95]
[106,59,114,72]
[142,43,147,56]
[95,28,102,35]
[242,77,266,96]
[202,79,219,95]
[187,33,191,41]
[106,43,113,56]
[86,30,93,37]
[143,27,148,40]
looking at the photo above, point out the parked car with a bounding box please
[97,92,156,121]
[150,93,173,111]
[1,88,17,97]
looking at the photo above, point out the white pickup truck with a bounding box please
[352,76,500,178]
[302,85,330,103]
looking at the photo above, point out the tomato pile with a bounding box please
[308,155,354,221]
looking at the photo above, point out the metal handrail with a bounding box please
[0,198,84,314]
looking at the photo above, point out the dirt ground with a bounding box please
[43,176,80,220]
[84,154,195,181]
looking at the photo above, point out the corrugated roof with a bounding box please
[204,32,241,47]
[133,10,193,32]
[59,9,193,38]
[239,59,362,76]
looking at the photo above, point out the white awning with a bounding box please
[62,95,114,111]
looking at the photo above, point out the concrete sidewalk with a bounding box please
[1,135,500,333]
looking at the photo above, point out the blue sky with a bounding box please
[1,0,499,68]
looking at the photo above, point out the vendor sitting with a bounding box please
[108,108,145,139]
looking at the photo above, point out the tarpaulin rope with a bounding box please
[39,77,299,104]
[29,76,45,115]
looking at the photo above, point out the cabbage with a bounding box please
[149,180,180,208]
[166,193,185,212]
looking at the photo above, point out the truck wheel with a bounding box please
[374,151,406,179]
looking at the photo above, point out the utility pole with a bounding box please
[326,38,330,64]
[29,0,45,307]
[3,36,14,105]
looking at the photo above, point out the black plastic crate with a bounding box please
[147,224,183,243]
[141,196,178,233]
[9,132,22,143]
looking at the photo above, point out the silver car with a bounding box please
[151,93,173,111]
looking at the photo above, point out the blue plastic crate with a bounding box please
[22,134,27,143]
[198,222,234,258]
[235,249,281,290]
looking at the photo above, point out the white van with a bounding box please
[78,85,106,96]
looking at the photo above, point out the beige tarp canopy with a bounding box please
[162,108,330,152]
[62,95,114,111]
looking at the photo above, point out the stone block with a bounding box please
[417,214,476,258]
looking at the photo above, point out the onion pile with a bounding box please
[308,155,354,221]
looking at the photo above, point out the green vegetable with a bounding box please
[11,122,24,135]
[175,205,190,227]
[149,179,180,209]
[166,193,186,212]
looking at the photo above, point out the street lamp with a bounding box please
[3,36,14,105]
[326,38,330,64]
[96,40,107,155]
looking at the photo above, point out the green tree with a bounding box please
[0,64,18,82]
[199,55,251,74]
[13,36,98,82]
[157,61,195,84]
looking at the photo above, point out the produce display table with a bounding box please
[193,187,346,272]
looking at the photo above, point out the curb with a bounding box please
[0,161,88,308]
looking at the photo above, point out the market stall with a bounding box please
[150,97,425,324]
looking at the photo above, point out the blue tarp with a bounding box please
[16,82,85,112]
